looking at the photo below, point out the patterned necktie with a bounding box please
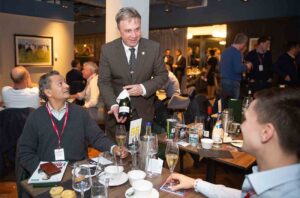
[129,47,136,66]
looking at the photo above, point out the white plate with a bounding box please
[125,187,159,198]
[231,140,243,148]
[99,172,128,186]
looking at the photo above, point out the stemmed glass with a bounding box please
[127,137,140,170]
[72,162,92,198]
[165,141,179,188]
[146,134,158,178]
[115,125,127,165]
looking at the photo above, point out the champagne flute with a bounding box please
[72,162,92,198]
[115,125,127,165]
[165,141,179,188]
[146,134,158,178]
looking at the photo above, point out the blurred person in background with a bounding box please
[163,49,174,72]
[205,49,219,99]
[220,33,252,108]
[245,36,273,92]
[66,59,85,105]
[173,49,186,86]
[274,41,300,87]
[2,66,39,109]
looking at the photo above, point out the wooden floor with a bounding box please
[0,147,246,198]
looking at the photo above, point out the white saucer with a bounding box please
[99,172,128,186]
[231,140,243,148]
[125,187,159,198]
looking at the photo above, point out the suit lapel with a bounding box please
[115,39,132,84]
[133,39,147,82]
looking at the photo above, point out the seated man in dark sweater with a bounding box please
[17,70,126,175]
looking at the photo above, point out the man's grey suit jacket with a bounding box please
[99,37,168,122]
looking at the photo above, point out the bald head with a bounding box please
[10,66,28,84]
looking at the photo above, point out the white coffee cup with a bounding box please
[132,180,153,198]
[104,165,123,181]
[201,138,213,149]
[128,170,146,186]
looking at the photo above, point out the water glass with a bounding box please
[127,137,140,169]
[72,162,92,198]
[146,134,158,178]
[91,181,106,198]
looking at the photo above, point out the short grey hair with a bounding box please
[115,7,141,28]
[233,33,248,44]
[39,70,60,101]
[83,61,98,74]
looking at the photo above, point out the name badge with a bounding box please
[259,64,264,71]
[54,148,65,161]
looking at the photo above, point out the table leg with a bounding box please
[206,159,216,183]
[179,150,185,173]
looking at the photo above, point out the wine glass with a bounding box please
[127,137,140,170]
[115,125,127,165]
[72,162,92,198]
[165,141,179,188]
[146,134,158,178]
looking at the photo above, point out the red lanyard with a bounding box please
[46,103,69,148]
[257,52,264,65]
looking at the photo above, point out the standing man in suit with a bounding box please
[99,7,168,138]
[173,49,186,86]
[163,49,174,72]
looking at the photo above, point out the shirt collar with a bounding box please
[87,73,97,83]
[287,52,295,59]
[47,102,67,114]
[122,40,139,52]
[243,163,300,195]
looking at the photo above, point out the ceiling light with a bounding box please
[219,41,226,45]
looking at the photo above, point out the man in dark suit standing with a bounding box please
[99,7,168,137]
[173,49,186,86]
[163,49,174,72]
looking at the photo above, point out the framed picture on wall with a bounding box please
[14,34,53,66]
[248,38,259,51]
[75,43,95,58]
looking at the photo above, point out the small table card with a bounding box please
[147,158,163,174]
[129,118,142,144]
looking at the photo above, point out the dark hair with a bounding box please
[115,7,141,28]
[176,49,182,55]
[209,49,215,56]
[71,59,80,68]
[254,88,300,156]
[39,70,60,101]
[286,41,300,51]
[233,33,248,44]
[257,36,270,45]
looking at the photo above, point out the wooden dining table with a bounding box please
[158,133,256,183]
[21,159,205,198]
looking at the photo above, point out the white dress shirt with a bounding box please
[194,163,300,198]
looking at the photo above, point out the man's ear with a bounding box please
[261,123,275,143]
[44,89,52,98]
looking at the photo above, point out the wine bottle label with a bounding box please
[119,106,130,113]
[203,130,209,138]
